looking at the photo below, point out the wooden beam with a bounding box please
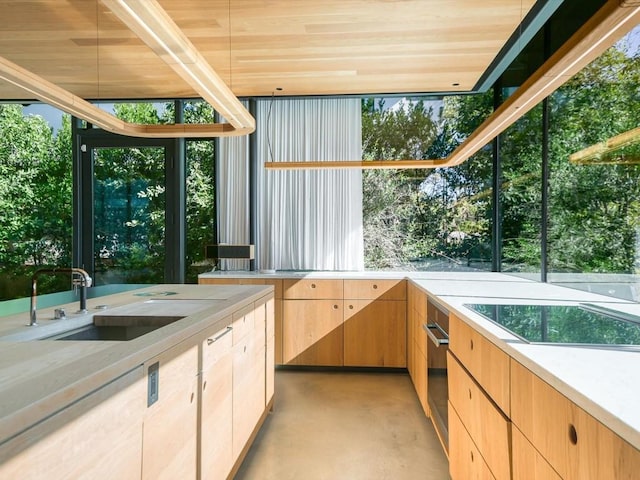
[100,0,254,134]
[265,0,640,170]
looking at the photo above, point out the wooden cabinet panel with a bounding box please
[449,405,497,480]
[512,425,562,480]
[449,314,510,416]
[0,367,144,480]
[232,302,255,345]
[413,341,429,417]
[238,278,283,299]
[448,353,511,480]
[201,324,234,480]
[232,333,266,459]
[265,297,276,403]
[343,279,406,300]
[142,344,199,480]
[343,299,406,367]
[282,299,344,366]
[511,359,640,480]
[283,279,343,299]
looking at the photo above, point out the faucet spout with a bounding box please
[29,268,93,326]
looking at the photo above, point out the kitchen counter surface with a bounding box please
[0,283,273,446]
[409,275,640,451]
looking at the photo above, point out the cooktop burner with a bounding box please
[464,303,640,346]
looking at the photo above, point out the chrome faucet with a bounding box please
[29,268,93,326]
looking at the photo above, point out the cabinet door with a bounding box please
[0,367,144,480]
[449,405,497,480]
[282,299,344,366]
[232,332,266,459]
[142,343,199,480]
[201,324,233,480]
[512,425,562,480]
[511,359,640,480]
[448,353,511,480]
[343,299,406,367]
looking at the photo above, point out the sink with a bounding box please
[42,315,183,341]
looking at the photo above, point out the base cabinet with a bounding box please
[449,406,496,480]
[200,323,233,480]
[142,344,199,480]
[0,368,144,480]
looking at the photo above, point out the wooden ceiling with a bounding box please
[0,0,538,101]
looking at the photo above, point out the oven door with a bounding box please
[425,300,450,452]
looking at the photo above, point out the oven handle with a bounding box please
[424,322,449,347]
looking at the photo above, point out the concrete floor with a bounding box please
[235,370,450,480]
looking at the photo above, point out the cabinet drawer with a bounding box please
[202,320,233,372]
[512,425,561,480]
[343,279,406,300]
[448,353,511,480]
[511,360,640,480]
[283,279,343,299]
[449,314,510,415]
[449,405,497,480]
[232,303,255,345]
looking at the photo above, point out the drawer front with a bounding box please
[449,405,497,480]
[511,360,640,480]
[343,279,406,300]
[283,279,343,299]
[202,321,233,372]
[448,353,511,480]
[449,314,510,415]
[512,425,562,480]
[232,303,255,345]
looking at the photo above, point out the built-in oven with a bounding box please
[424,297,449,453]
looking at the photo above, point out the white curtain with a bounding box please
[255,98,364,271]
[217,106,250,270]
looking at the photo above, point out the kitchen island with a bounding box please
[0,283,274,480]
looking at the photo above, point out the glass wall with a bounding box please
[547,26,640,301]
[361,94,494,271]
[0,104,71,301]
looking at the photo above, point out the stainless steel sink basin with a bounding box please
[42,315,184,341]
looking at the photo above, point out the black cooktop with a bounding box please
[464,303,640,346]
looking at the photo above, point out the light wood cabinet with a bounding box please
[0,367,144,480]
[142,343,199,480]
[265,296,276,403]
[407,283,429,416]
[343,279,406,368]
[512,425,562,480]
[449,313,510,416]
[283,299,344,366]
[448,353,511,480]
[449,405,497,480]
[511,359,640,480]
[200,322,233,480]
[343,299,406,367]
[284,278,343,299]
[232,304,266,459]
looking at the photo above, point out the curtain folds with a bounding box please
[217,97,364,271]
[256,98,363,271]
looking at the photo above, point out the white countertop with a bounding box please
[410,276,640,451]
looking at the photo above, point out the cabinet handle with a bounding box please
[348,304,354,310]
[333,304,339,310]
[202,380,207,391]
[468,389,472,400]
[470,451,474,462]
[311,283,316,289]
[470,339,474,350]
[569,424,578,445]
[207,325,233,345]
[424,323,449,346]
[372,284,378,290]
